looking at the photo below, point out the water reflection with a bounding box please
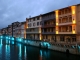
[24,46,27,60]
[5,44,10,60]
[0,39,2,45]
[0,44,2,59]
[0,40,80,60]
[18,44,22,60]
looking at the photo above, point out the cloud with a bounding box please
[0,0,80,29]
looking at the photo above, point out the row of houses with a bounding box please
[0,21,26,39]
[0,4,80,43]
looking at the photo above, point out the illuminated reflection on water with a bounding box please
[0,40,80,60]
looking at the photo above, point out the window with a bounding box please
[37,22,39,26]
[33,23,35,26]
[60,36,64,41]
[37,17,40,20]
[33,18,35,21]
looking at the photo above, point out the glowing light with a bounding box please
[39,30,41,33]
[12,41,14,44]
[72,20,76,24]
[24,40,27,43]
[18,38,22,42]
[24,46,27,60]
[27,26,28,28]
[72,30,75,34]
[55,10,59,34]
[39,27,41,33]
[71,6,76,15]
[19,44,22,59]
[1,39,2,45]
[44,42,50,46]
[12,37,14,40]
[55,10,59,18]
[5,45,10,60]
[40,34,42,40]
[0,36,3,38]
[6,37,8,39]
[56,30,58,34]
[56,23,58,26]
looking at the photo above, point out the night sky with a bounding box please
[0,0,80,29]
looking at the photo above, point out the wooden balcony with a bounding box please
[58,22,72,26]
[59,13,72,17]
[58,32,72,34]
[42,24,55,28]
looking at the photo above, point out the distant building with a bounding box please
[26,15,42,40]
[20,21,26,39]
[7,25,12,36]
[12,21,21,38]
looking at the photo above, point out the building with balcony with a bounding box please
[41,11,56,42]
[25,4,80,43]
[26,15,42,40]
[55,4,80,43]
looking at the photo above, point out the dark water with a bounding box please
[0,40,80,60]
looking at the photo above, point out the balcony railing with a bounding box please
[26,31,40,34]
[58,22,72,26]
[58,31,72,34]
[42,32,55,34]
[42,16,55,21]
[59,12,72,17]
[42,24,55,28]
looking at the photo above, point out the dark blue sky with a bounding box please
[0,0,80,29]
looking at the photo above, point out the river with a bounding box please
[0,39,80,60]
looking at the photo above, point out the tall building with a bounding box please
[41,11,56,42]
[55,4,80,43]
[26,15,42,40]
[25,4,80,43]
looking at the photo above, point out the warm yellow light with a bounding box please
[56,22,58,26]
[27,26,28,28]
[40,34,42,40]
[39,31,41,33]
[55,10,58,18]
[73,20,76,24]
[39,27,41,33]
[56,31,58,34]
[71,6,76,15]
[40,37,41,40]
[72,30,75,34]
